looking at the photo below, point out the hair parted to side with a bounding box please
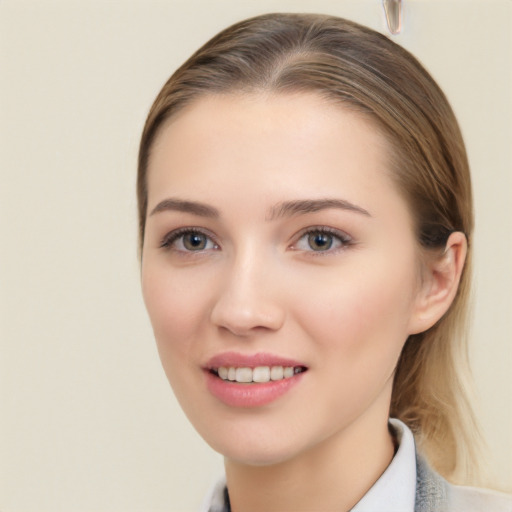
[137,13,482,484]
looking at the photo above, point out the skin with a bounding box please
[141,93,466,512]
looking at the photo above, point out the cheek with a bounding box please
[295,257,417,363]
[141,263,212,371]
[290,264,417,429]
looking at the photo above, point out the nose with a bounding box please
[210,252,286,337]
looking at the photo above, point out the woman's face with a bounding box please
[142,93,427,465]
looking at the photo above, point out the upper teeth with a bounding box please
[217,366,301,383]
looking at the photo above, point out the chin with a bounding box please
[198,421,313,467]
[214,441,297,467]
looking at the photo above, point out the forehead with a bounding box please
[146,92,404,220]
[152,92,388,156]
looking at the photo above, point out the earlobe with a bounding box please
[408,232,467,335]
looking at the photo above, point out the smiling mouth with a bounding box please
[210,366,307,384]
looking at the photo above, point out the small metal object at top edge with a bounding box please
[383,0,402,35]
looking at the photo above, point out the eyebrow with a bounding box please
[267,198,371,220]
[149,198,220,218]
[149,197,370,220]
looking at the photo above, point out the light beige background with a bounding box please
[1,1,511,511]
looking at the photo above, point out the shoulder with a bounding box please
[415,452,512,512]
[446,483,512,512]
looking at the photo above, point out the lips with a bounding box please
[203,352,308,408]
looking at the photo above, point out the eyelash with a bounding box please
[159,226,353,254]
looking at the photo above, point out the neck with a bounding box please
[224,412,395,512]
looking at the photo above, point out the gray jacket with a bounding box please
[415,454,512,512]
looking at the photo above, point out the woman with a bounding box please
[137,13,512,512]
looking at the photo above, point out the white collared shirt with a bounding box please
[201,418,417,512]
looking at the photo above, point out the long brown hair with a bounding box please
[137,13,480,484]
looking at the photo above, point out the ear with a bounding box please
[408,231,467,335]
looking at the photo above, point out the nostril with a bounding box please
[211,299,286,336]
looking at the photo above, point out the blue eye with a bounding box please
[161,229,218,252]
[294,228,351,252]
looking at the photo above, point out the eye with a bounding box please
[292,228,351,253]
[160,228,218,252]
